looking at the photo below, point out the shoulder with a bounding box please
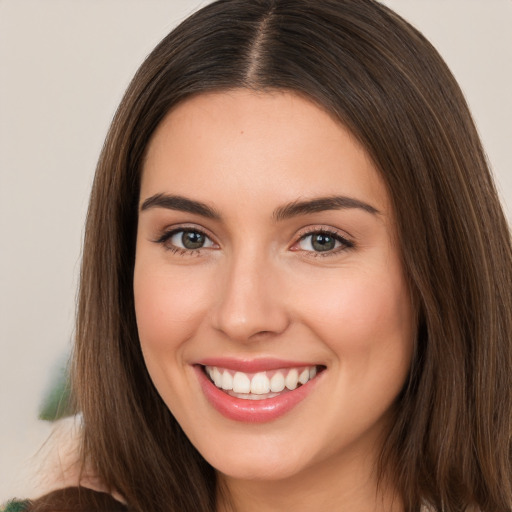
[30,415,83,495]
[26,417,124,506]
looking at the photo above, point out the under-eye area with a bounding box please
[201,365,326,400]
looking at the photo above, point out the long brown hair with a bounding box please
[72,1,512,510]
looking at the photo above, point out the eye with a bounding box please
[156,228,216,253]
[294,230,353,254]
[171,230,214,250]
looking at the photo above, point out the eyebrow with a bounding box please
[272,196,380,221]
[140,193,221,219]
[140,193,379,220]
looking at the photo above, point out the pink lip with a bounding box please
[196,357,315,373]
[194,364,323,423]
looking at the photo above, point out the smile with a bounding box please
[195,361,325,422]
[204,365,319,400]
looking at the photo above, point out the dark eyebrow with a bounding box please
[273,196,379,221]
[140,193,379,221]
[140,193,221,219]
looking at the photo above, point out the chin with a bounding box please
[212,454,305,482]
[189,430,303,481]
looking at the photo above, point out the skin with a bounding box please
[134,89,415,512]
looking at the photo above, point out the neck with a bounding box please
[216,447,403,512]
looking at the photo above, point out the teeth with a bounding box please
[205,365,320,397]
[285,369,299,390]
[221,370,233,390]
[212,367,223,388]
[251,372,270,394]
[270,372,285,392]
[298,368,309,385]
[232,372,251,393]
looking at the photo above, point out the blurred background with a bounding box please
[1,0,511,502]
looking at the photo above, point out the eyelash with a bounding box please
[293,228,354,257]
[154,227,216,256]
[154,226,354,257]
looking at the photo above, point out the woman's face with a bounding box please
[134,89,414,483]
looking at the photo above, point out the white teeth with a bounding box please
[270,372,285,392]
[232,372,251,393]
[285,368,299,390]
[213,367,223,388]
[298,368,309,385]
[221,370,233,390]
[250,372,270,394]
[205,365,320,397]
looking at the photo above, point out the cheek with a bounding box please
[132,260,217,420]
[133,262,213,355]
[293,264,414,362]
[293,265,414,434]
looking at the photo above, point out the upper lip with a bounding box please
[195,357,321,373]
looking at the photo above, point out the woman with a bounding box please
[6,0,511,511]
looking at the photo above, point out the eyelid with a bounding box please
[294,224,354,240]
[154,222,216,240]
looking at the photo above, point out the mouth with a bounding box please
[195,361,326,422]
[203,365,322,400]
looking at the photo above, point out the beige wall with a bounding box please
[0,0,510,500]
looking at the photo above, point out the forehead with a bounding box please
[141,89,390,217]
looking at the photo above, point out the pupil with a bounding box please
[182,231,205,249]
[312,234,335,252]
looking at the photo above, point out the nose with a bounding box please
[210,250,291,343]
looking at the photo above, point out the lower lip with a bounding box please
[194,366,321,423]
